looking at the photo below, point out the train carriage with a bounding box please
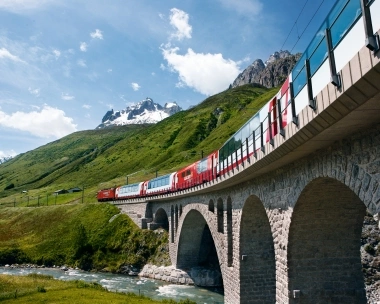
[145,173,176,196]
[115,182,145,200]
[97,188,116,202]
[217,76,292,176]
[176,151,218,190]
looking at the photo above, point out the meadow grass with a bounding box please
[0,274,195,303]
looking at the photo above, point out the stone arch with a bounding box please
[176,208,223,287]
[217,198,224,233]
[209,199,215,213]
[288,177,366,303]
[175,205,179,234]
[153,208,169,231]
[179,204,183,217]
[239,195,276,303]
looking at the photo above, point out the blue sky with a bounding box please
[0,0,336,158]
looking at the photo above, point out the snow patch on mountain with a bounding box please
[97,97,182,129]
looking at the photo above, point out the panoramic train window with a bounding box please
[148,174,171,189]
[197,158,208,173]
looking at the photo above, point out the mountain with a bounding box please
[0,85,276,200]
[232,50,301,89]
[0,156,12,165]
[97,97,182,129]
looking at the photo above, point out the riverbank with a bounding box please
[0,272,192,304]
[0,266,225,303]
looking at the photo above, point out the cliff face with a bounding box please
[232,51,301,89]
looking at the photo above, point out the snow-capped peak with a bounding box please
[97,98,182,129]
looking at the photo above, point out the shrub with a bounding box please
[4,183,14,190]
[37,286,46,293]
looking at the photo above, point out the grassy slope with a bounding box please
[0,274,194,303]
[0,84,278,205]
[0,204,169,270]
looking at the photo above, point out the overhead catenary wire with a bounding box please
[290,0,326,53]
[280,0,311,51]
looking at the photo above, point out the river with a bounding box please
[0,267,224,303]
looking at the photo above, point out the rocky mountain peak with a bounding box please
[265,50,291,65]
[97,97,182,129]
[232,50,300,89]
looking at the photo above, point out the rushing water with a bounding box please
[0,267,224,303]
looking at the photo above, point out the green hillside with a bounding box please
[0,84,278,204]
[0,204,169,271]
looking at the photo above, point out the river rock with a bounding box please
[139,264,194,285]
[119,265,140,276]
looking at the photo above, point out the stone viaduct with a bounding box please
[115,6,380,304]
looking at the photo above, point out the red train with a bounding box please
[97,77,293,202]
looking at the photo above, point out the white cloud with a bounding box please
[77,59,86,67]
[90,29,103,39]
[61,93,74,101]
[131,82,141,91]
[53,49,60,59]
[80,42,87,52]
[162,47,241,96]
[82,104,91,109]
[0,149,17,158]
[0,47,25,63]
[28,87,40,97]
[160,63,166,70]
[217,0,263,16]
[158,13,165,20]
[169,8,192,41]
[107,68,112,73]
[0,105,77,138]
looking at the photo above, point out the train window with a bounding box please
[249,113,260,136]
[235,130,242,150]
[241,124,249,142]
[219,145,226,162]
[197,158,208,173]
[228,138,235,156]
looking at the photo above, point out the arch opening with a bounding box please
[153,208,169,231]
[288,177,367,303]
[175,205,179,234]
[217,198,224,233]
[227,197,233,267]
[239,195,276,303]
[177,210,223,289]
[170,205,174,243]
[209,199,215,213]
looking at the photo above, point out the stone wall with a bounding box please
[161,123,380,303]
